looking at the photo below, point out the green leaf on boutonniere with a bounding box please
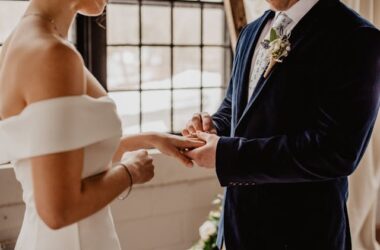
[270,28,279,42]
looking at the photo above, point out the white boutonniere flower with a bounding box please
[263,28,291,78]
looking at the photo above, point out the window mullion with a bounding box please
[76,14,107,90]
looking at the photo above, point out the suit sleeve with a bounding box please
[212,79,233,136]
[216,27,380,186]
[212,26,247,136]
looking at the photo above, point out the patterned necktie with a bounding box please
[248,12,293,99]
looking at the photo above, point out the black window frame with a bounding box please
[103,0,232,134]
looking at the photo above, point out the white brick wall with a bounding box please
[0,153,222,250]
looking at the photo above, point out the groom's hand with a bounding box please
[185,131,220,169]
[182,112,217,136]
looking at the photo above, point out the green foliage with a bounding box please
[203,235,218,250]
[269,28,279,42]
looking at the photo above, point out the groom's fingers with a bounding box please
[196,131,211,141]
[184,149,201,165]
[191,113,203,131]
[186,120,196,134]
[184,149,196,160]
[201,112,213,132]
[173,150,194,168]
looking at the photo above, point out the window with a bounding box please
[0,1,29,51]
[244,1,270,22]
[0,0,231,135]
[106,0,231,134]
[0,0,76,51]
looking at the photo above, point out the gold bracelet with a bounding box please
[114,162,133,200]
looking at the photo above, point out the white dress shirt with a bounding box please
[247,0,320,100]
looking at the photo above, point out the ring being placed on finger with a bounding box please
[179,148,191,154]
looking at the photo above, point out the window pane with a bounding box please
[203,7,225,45]
[107,4,139,45]
[142,5,171,44]
[173,6,201,45]
[0,1,28,43]
[142,90,171,132]
[202,88,225,113]
[106,0,228,133]
[0,2,76,44]
[107,46,140,91]
[173,47,201,88]
[109,91,140,134]
[203,47,230,87]
[174,89,201,132]
[142,46,171,89]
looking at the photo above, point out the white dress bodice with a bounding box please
[0,95,123,250]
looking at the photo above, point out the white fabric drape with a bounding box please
[337,1,380,250]
[348,117,380,250]
[341,1,380,250]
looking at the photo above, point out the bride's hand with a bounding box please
[152,133,205,168]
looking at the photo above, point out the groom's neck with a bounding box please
[266,0,300,11]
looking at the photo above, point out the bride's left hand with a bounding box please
[152,133,205,168]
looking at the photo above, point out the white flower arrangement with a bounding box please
[189,195,223,250]
[199,221,217,241]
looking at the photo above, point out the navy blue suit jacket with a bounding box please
[213,0,380,249]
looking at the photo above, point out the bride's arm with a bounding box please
[112,133,204,167]
[22,42,153,230]
[31,148,153,230]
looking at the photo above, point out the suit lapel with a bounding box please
[235,0,337,132]
[235,11,275,120]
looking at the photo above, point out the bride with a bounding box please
[0,0,203,249]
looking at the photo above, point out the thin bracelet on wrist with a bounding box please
[114,162,133,200]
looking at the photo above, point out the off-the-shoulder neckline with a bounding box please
[0,95,111,123]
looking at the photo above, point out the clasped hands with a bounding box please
[113,112,219,185]
[181,112,220,169]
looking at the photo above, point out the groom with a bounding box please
[182,0,380,249]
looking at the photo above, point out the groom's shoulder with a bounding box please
[333,1,379,32]
[331,2,380,56]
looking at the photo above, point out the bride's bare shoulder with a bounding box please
[14,36,86,104]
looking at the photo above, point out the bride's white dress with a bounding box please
[0,95,123,250]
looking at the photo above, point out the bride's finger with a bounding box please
[177,138,205,149]
[172,149,194,168]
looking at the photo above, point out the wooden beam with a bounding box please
[224,0,247,52]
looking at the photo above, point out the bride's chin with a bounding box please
[77,2,107,16]
[78,8,105,17]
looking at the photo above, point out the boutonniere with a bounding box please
[263,28,291,78]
